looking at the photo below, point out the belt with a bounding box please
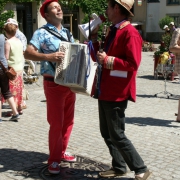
[44,76,54,82]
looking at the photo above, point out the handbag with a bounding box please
[0,61,17,80]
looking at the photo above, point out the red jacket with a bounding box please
[92,22,142,102]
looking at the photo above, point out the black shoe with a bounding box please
[9,114,19,122]
[99,168,126,178]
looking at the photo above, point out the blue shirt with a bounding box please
[30,23,74,76]
[15,29,27,51]
[0,34,8,69]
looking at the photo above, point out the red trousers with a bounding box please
[43,80,76,164]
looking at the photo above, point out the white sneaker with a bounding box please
[48,162,60,174]
[61,152,76,162]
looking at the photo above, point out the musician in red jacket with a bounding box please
[91,0,151,179]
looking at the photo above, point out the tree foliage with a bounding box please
[0,0,42,32]
[63,0,107,23]
[0,0,107,33]
[69,0,109,38]
[158,16,174,30]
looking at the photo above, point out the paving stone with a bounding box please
[1,51,180,179]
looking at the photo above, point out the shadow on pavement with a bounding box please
[1,105,11,109]
[126,117,180,128]
[138,75,174,81]
[138,75,155,80]
[137,94,180,100]
[136,94,156,98]
[0,148,48,173]
[0,150,134,180]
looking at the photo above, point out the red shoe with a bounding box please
[18,110,23,115]
[4,112,13,117]
[48,162,60,174]
[61,152,76,162]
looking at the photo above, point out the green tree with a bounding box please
[70,0,107,23]
[0,0,42,32]
[70,0,108,39]
[158,16,174,30]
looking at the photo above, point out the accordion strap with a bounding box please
[41,27,71,42]
[40,27,72,71]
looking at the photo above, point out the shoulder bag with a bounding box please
[0,61,17,80]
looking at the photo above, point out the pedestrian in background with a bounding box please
[5,18,28,110]
[163,25,170,35]
[169,22,176,35]
[24,0,76,175]
[91,0,151,179]
[3,21,25,115]
[0,34,19,122]
[169,27,180,122]
[162,25,171,51]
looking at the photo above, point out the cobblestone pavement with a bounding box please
[1,52,180,180]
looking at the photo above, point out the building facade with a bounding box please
[4,0,180,43]
[132,0,180,42]
[4,2,83,43]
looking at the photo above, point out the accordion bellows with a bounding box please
[54,42,97,96]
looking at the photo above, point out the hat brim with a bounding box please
[4,22,18,26]
[115,0,134,16]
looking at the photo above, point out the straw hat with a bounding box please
[115,0,134,16]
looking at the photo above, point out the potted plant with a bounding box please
[154,49,163,76]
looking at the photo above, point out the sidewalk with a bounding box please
[0,51,180,180]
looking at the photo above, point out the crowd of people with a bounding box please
[1,0,180,179]
[0,18,27,123]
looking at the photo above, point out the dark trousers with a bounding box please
[0,70,12,101]
[98,100,147,174]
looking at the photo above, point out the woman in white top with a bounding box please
[3,23,25,115]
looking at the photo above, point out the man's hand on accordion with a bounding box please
[48,51,65,62]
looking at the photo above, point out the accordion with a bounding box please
[54,42,97,96]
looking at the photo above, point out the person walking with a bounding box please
[5,18,28,110]
[91,0,151,179]
[0,34,19,122]
[163,25,170,35]
[24,0,76,175]
[3,21,25,115]
[169,27,180,122]
[169,22,176,35]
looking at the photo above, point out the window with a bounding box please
[167,0,180,5]
[148,0,160,2]
[167,14,180,27]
